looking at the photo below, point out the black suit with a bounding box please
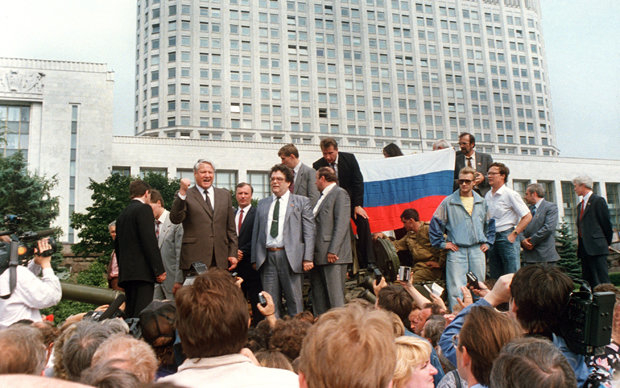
[236,205,263,324]
[453,151,493,196]
[313,151,374,267]
[115,199,165,317]
[577,193,613,287]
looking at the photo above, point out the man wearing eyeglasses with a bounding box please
[429,167,496,309]
[485,162,532,280]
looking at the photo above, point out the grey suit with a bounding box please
[294,163,320,206]
[454,151,493,196]
[251,193,315,317]
[311,185,352,315]
[520,199,560,263]
[154,210,184,300]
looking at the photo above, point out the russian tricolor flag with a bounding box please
[358,149,455,233]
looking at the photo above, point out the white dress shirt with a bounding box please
[485,184,530,232]
[235,204,252,235]
[266,190,290,248]
[313,182,337,216]
[0,261,61,329]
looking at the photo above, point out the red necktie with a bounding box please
[238,209,244,235]
[289,171,295,193]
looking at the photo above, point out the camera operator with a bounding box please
[0,238,61,329]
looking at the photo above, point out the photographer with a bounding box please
[0,238,61,329]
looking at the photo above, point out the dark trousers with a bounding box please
[241,276,264,325]
[578,238,610,288]
[123,280,154,318]
[354,215,375,268]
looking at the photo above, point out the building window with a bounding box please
[606,183,620,232]
[140,167,168,178]
[248,171,270,199]
[0,105,30,159]
[215,170,238,192]
[68,104,79,243]
[561,181,578,235]
[176,168,193,180]
[112,166,131,176]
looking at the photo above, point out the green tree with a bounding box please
[0,152,62,268]
[556,221,582,280]
[0,152,59,233]
[70,172,179,259]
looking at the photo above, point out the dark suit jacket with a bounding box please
[454,151,493,196]
[115,199,165,286]
[577,193,613,256]
[236,205,259,281]
[295,163,320,206]
[313,151,364,211]
[170,186,237,270]
[521,199,560,263]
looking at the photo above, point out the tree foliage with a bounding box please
[0,152,62,269]
[0,152,59,233]
[556,220,582,280]
[70,172,179,259]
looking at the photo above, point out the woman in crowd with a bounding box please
[393,335,438,388]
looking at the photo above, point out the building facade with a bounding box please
[135,0,557,156]
[0,58,114,242]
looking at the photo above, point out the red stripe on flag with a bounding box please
[364,195,446,234]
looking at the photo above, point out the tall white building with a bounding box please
[135,0,557,156]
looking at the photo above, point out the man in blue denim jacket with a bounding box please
[429,166,495,309]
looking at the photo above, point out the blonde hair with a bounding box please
[393,336,432,388]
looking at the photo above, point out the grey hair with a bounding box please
[193,159,215,172]
[432,139,451,150]
[108,220,116,229]
[62,320,116,381]
[572,175,593,189]
[526,183,545,198]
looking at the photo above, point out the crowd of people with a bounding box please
[0,134,617,387]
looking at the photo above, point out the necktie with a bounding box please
[238,209,244,235]
[155,219,161,238]
[330,162,337,175]
[530,205,536,216]
[270,197,280,238]
[290,171,295,193]
[205,190,213,211]
[580,201,585,220]
[466,157,473,168]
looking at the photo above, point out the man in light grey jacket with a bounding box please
[311,167,352,315]
[521,183,560,264]
[149,189,183,299]
[251,164,315,317]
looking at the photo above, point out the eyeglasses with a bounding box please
[458,179,473,184]
[487,172,500,176]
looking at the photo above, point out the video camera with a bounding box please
[0,214,58,298]
[559,280,615,356]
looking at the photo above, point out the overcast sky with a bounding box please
[1,0,618,159]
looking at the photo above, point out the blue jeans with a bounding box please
[446,245,486,309]
[488,228,521,279]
